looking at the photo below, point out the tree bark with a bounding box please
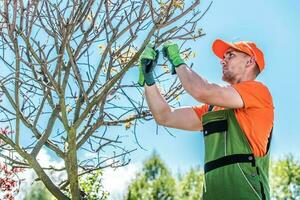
[65,127,80,200]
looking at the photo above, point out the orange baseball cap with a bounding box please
[212,39,265,72]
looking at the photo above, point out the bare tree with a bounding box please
[0,0,211,199]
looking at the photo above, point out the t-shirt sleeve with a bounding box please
[232,81,273,109]
[192,104,209,119]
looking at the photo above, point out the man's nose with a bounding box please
[220,59,226,66]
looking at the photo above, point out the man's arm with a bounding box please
[175,65,244,109]
[137,44,202,131]
[162,41,243,109]
[145,84,203,131]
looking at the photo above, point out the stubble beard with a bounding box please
[222,71,235,84]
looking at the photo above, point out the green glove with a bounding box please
[162,41,185,74]
[138,45,159,86]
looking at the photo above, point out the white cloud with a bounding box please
[81,151,143,199]
[102,163,142,200]
[15,148,66,200]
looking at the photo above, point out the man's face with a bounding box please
[221,48,250,84]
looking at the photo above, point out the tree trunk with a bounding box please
[65,127,80,200]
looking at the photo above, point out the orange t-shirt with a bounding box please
[192,80,274,157]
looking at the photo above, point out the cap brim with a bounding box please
[212,39,234,59]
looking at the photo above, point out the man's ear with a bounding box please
[246,57,256,66]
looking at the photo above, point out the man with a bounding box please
[138,39,274,200]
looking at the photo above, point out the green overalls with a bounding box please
[201,107,272,200]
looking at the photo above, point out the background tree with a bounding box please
[125,152,176,200]
[0,128,23,200]
[24,182,54,200]
[270,154,300,200]
[177,167,203,200]
[0,0,210,199]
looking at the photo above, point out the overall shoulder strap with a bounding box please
[266,127,273,154]
[208,105,214,112]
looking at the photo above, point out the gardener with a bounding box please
[138,39,274,200]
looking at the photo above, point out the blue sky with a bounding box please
[1,0,298,178]
[127,0,300,175]
[1,1,299,198]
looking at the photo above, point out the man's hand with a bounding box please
[162,41,185,74]
[138,45,159,86]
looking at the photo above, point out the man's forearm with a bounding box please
[144,84,171,124]
[175,64,212,101]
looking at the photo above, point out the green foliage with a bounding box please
[177,167,203,200]
[270,154,300,200]
[125,152,177,200]
[63,169,109,200]
[24,170,109,200]
[79,170,109,200]
[24,182,55,200]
